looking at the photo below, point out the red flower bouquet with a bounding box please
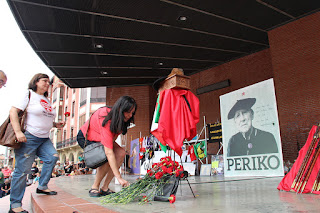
[101,156,184,204]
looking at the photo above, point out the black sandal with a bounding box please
[8,208,29,213]
[100,188,115,196]
[89,188,100,197]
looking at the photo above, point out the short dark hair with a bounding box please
[28,73,50,97]
[102,96,137,135]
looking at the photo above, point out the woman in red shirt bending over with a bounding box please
[77,96,137,197]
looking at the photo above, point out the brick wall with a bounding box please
[268,12,320,161]
[106,86,157,151]
[190,49,274,156]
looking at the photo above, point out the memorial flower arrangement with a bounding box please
[101,156,184,204]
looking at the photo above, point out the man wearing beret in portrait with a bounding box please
[227,98,278,157]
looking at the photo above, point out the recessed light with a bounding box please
[158,62,163,66]
[101,71,108,75]
[94,44,103,49]
[178,16,187,21]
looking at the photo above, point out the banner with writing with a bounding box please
[220,78,284,177]
[207,123,222,143]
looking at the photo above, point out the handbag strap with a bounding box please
[84,112,94,148]
[84,106,108,148]
[18,90,31,117]
[19,91,31,131]
[26,90,31,110]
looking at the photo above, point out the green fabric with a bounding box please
[0,172,4,185]
[194,140,207,160]
[159,143,167,153]
[154,94,161,123]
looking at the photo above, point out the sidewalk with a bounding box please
[2,174,320,213]
[54,174,320,213]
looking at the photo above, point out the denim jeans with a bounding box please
[10,131,58,209]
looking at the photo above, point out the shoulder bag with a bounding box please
[0,91,31,149]
[83,110,108,169]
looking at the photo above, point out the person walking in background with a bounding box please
[0,70,7,89]
[77,96,136,197]
[9,73,65,213]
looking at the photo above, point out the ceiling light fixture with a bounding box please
[158,62,163,66]
[178,16,187,21]
[101,71,108,75]
[94,43,103,49]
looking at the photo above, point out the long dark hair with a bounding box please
[28,73,50,97]
[102,96,137,135]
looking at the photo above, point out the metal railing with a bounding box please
[56,137,78,149]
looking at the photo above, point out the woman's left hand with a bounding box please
[55,122,66,128]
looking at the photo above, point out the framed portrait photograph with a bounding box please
[220,79,284,177]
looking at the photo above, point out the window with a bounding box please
[72,101,75,117]
[52,88,57,103]
[79,114,86,127]
[58,106,63,121]
[63,130,66,141]
[66,87,69,99]
[71,127,74,138]
[57,130,62,142]
[80,88,87,107]
[90,87,106,103]
[59,87,64,101]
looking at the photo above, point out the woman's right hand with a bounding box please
[117,177,129,187]
[15,131,27,143]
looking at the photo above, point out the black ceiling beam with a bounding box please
[11,0,268,46]
[35,50,220,63]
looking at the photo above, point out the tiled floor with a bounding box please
[31,178,116,213]
[2,174,320,213]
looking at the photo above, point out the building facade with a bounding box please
[49,77,107,164]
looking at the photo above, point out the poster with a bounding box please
[211,155,224,175]
[220,79,284,177]
[130,138,140,174]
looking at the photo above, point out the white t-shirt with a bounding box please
[14,90,56,138]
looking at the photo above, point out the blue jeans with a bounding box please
[10,131,58,208]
